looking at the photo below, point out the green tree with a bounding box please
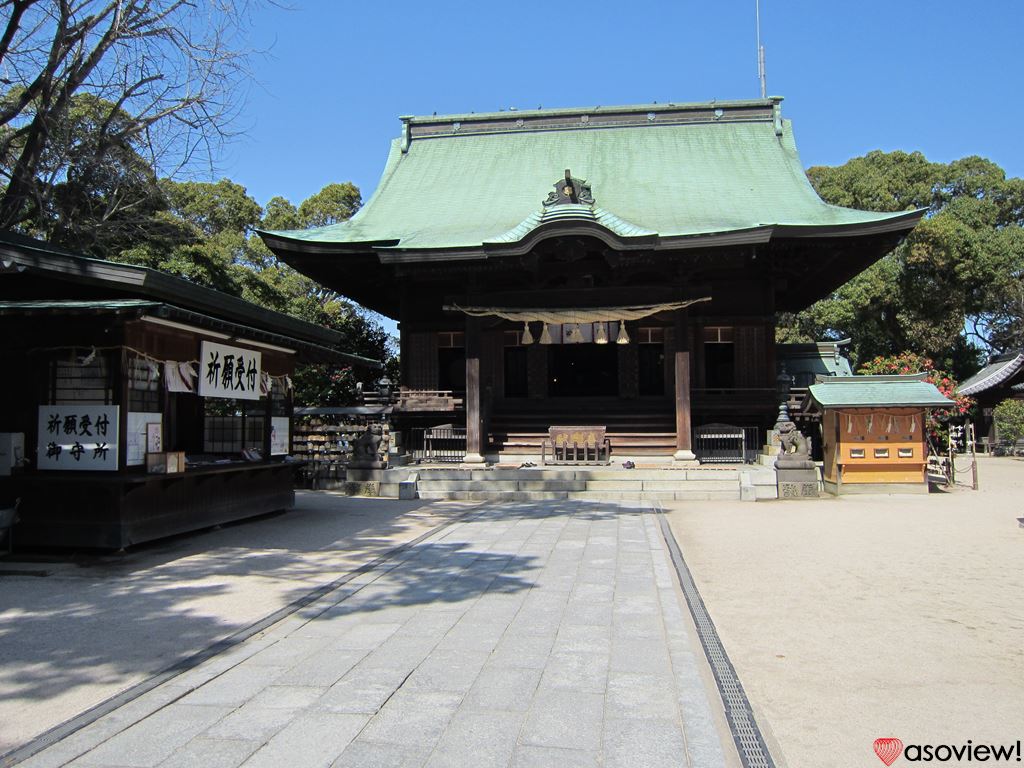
[262,196,302,231]
[993,399,1024,446]
[247,185,393,405]
[5,92,169,256]
[297,182,362,228]
[779,151,1024,378]
[111,177,264,296]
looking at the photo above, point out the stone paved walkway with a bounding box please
[17,501,730,768]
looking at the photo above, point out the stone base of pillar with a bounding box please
[672,449,698,466]
[462,452,487,465]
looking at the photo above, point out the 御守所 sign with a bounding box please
[37,405,120,471]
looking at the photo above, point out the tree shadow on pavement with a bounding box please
[0,492,636,752]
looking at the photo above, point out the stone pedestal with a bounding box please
[776,467,820,499]
[672,448,698,466]
[349,459,387,470]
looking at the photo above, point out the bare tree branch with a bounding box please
[0,0,262,229]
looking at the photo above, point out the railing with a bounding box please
[742,426,762,462]
[392,389,464,413]
[693,424,763,464]
[407,425,467,463]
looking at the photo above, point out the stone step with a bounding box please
[417,490,570,502]
[580,469,742,481]
[416,469,582,481]
[517,480,588,492]
[416,480,587,492]
[633,479,739,492]
[582,479,738,492]
[566,490,740,501]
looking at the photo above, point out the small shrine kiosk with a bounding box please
[260,98,924,463]
[0,231,379,549]
[807,375,952,494]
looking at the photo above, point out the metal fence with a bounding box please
[694,424,762,464]
[407,425,467,463]
[742,426,762,463]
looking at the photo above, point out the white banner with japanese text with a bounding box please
[270,416,289,455]
[198,341,262,401]
[37,405,119,471]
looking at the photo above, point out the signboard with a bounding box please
[37,406,119,471]
[198,341,262,401]
[126,412,161,466]
[270,416,289,456]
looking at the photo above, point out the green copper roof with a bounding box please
[808,375,953,409]
[263,99,921,254]
[0,299,162,312]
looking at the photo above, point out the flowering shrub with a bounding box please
[857,351,973,443]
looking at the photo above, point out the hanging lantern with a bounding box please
[616,322,630,344]
[568,323,584,343]
[594,322,609,344]
[521,321,535,345]
[539,323,554,344]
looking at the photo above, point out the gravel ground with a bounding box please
[666,456,1024,767]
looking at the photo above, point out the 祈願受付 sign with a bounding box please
[198,341,262,401]
[37,405,120,471]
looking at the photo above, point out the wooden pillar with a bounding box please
[673,312,697,463]
[117,347,130,472]
[463,316,486,464]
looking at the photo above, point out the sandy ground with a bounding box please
[666,457,1024,768]
[0,493,470,754]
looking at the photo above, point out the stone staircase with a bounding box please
[366,466,778,502]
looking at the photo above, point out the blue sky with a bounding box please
[222,0,1022,210]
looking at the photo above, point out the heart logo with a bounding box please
[873,738,904,766]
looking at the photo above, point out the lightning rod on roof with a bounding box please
[756,0,767,99]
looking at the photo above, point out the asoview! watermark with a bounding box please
[874,738,1023,765]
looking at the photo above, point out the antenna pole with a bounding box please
[756,0,767,98]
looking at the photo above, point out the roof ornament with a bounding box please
[543,169,594,207]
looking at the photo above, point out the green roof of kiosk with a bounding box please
[261,98,923,256]
[808,374,953,409]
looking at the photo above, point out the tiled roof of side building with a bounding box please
[958,352,1024,396]
[809,375,953,409]
[260,98,923,255]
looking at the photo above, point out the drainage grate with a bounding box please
[655,504,777,768]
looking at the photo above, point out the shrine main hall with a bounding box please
[261,98,922,463]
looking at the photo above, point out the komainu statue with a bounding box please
[775,420,813,469]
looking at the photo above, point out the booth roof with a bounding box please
[0,230,380,368]
[260,98,922,254]
[0,298,381,367]
[808,375,953,409]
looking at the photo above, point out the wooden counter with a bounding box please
[4,462,298,550]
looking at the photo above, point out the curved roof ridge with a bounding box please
[484,204,656,246]
[959,352,1024,395]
